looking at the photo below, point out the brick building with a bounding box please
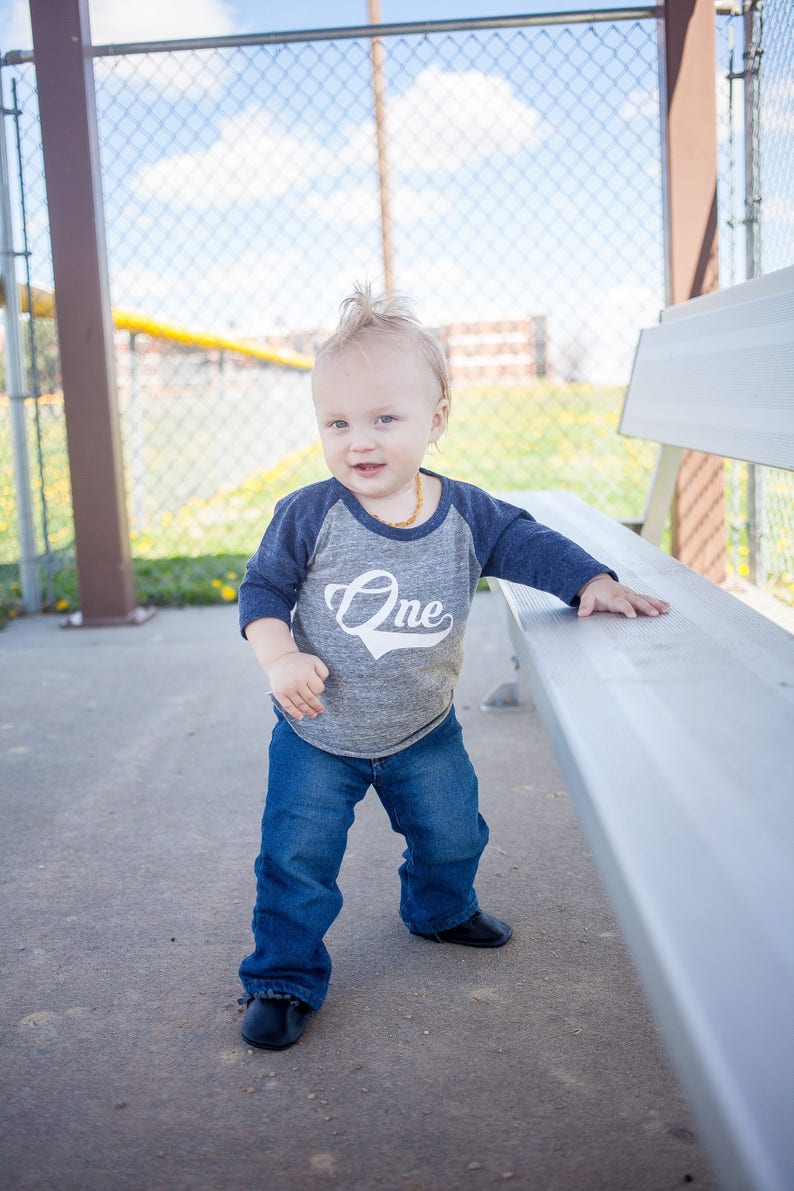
[439,317,548,386]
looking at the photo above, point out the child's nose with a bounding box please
[349,429,376,452]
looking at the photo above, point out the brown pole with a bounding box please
[29,0,148,625]
[660,0,725,582]
[368,0,395,292]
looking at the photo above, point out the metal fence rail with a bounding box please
[1,3,792,616]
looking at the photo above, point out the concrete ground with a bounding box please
[1,592,715,1190]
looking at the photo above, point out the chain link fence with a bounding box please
[716,0,794,601]
[1,4,792,619]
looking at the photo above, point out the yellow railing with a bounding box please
[0,280,314,371]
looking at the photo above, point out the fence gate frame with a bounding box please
[17,0,720,623]
[28,0,147,625]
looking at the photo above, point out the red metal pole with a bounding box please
[660,0,726,582]
[29,0,149,624]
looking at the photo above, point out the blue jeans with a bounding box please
[239,706,489,1010]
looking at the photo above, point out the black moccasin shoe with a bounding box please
[240,995,312,1050]
[421,909,513,948]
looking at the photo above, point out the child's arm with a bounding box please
[576,573,670,619]
[244,617,329,719]
[460,487,671,614]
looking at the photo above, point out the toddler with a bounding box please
[237,285,669,1050]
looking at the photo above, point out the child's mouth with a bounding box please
[354,463,384,474]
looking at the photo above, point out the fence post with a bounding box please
[0,70,41,612]
[28,0,150,625]
[127,331,147,531]
[659,0,726,583]
[368,0,395,292]
[743,2,764,586]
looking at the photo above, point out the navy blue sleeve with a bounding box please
[238,480,339,636]
[451,483,616,606]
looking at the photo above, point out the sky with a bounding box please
[0,2,623,51]
[0,1,790,383]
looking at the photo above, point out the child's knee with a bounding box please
[410,812,489,864]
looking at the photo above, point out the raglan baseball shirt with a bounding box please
[239,469,615,759]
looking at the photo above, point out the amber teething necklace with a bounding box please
[372,472,423,528]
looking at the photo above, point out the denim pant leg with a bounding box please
[238,714,371,1010]
[374,707,489,935]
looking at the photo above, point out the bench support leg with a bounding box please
[481,657,533,712]
[640,444,683,544]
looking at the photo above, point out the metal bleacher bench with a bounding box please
[487,265,794,1191]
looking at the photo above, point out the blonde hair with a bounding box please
[315,282,452,415]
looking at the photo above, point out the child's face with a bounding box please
[312,338,448,509]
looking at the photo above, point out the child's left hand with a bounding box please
[577,573,670,619]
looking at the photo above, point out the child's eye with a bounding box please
[329,420,348,430]
[377,415,396,425]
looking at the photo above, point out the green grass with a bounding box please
[10,379,760,626]
[437,382,656,519]
[0,381,658,624]
[128,442,330,558]
[0,553,250,629]
[0,434,335,625]
[0,398,74,568]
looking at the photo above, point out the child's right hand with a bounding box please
[268,652,329,719]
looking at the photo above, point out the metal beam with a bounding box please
[659,0,725,582]
[28,0,148,625]
[3,9,663,64]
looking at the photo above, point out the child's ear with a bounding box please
[429,398,449,442]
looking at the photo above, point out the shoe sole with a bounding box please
[438,928,513,948]
[241,1029,305,1051]
[414,925,513,948]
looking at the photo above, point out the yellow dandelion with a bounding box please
[226,570,238,580]
[211,578,223,588]
[220,585,237,601]
[55,599,69,612]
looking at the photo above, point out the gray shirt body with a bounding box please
[238,471,613,758]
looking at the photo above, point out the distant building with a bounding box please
[107,317,551,394]
[266,328,331,358]
[438,317,548,386]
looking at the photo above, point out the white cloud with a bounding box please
[87,0,236,99]
[130,67,546,209]
[763,79,794,134]
[0,0,234,53]
[345,67,547,176]
[132,111,336,207]
[0,0,32,49]
[764,195,794,225]
[302,184,452,226]
[620,78,749,147]
[619,87,658,121]
[111,246,380,335]
[581,282,662,383]
[716,69,745,142]
[88,0,234,44]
